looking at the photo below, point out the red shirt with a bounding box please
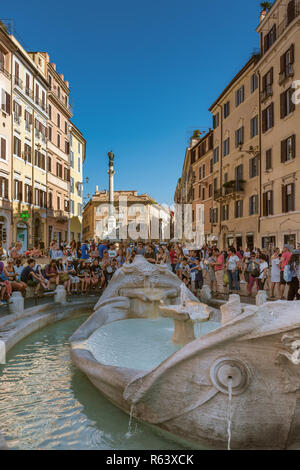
[214,254,224,271]
[281,251,292,271]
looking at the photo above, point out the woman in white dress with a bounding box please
[270,248,281,298]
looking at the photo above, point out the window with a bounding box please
[64,200,69,212]
[287,0,296,25]
[70,177,74,194]
[263,190,273,216]
[78,142,81,154]
[251,74,258,93]
[0,177,8,199]
[213,147,219,164]
[65,122,68,134]
[24,184,32,204]
[64,167,70,182]
[221,205,229,221]
[78,157,81,173]
[199,167,202,180]
[262,68,273,92]
[250,115,258,138]
[57,113,60,128]
[48,104,52,120]
[48,126,52,141]
[264,24,276,53]
[0,137,7,160]
[65,140,70,154]
[281,135,296,162]
[78,203,82,216]
[1,89,11,114]
[282,183,295,213]
[210,208,218,224]
[202,187,205,200]
[47,155,52,172]
[280,87,295,118]
[224,101,230,118]
[249,195,259,215]
[235,200,243,218]
[213,113,219,129]
[235,127,244,148]
[56,162,62,178]
[210,158,213,174]
[266,149,272,170]
[48,192,53,209]
[202,164,205,179]
[57,134,60,148]
[14,179,22,201]
[213,177,218,193]
[70,200,74,215]
[235,86,244,107]
[70,151,74,168]
[0,51,5,72]
[280,45,294,81]
[57,195,61,211]
[13,136,21,157]
[24,143,31,163]
[235,164,243,181]
[262,103,274,133]
[209,184,212,198]
[249,157,258,178]
[223,137,230,156]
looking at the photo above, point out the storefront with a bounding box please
[16,221,28,252]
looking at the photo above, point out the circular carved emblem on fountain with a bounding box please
[210,357,251,396]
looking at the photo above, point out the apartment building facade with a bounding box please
[175,0,300,251]
[209,55,260,251]
[191,130,214,244]
[11,38,49,251]
[0,24,13,249]
[256,0,300,250]
[70,122,86,242]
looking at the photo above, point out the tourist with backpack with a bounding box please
[287,251,300,301]
[246,252,260,296]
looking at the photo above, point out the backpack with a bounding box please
[249,261,260,278]
[284,264,293,283]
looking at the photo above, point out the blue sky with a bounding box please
[3,0,261,205]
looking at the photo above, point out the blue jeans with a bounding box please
[227,270,240,291]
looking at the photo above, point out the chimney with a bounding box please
[96,185,99,192]
[60,73,64,81]
[65,80,69,88]
[50,63,56,70]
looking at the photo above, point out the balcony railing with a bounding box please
[260,85,273,103]
[49,87,72,113]
[0,62,11,80]
[13,75,23,89]
[279,64,294,85]
[214,181,245,201]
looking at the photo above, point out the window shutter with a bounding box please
[280,92,286,118]
[282,185,287,213]
[281,139,287,163]
[4,179,8,199]
[290,87,296,113]
[5,93,10,115]
[262,109,266,133]
[270,67,273,85]
[1,138,5,160]
[291,183,295,211]
[270,102,274,127]
[18,181,22,201]
[290,43,295,63]
[262,74,266,91]
[291,134,296,159]
[280,53,285,74]
[263,193,267,216]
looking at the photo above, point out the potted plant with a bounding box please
[260,2,272,14]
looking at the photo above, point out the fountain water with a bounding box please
[125,404,136,439]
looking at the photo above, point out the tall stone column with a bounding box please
[107,151,116,239]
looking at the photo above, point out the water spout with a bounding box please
[125,404,135,439]
[227,377,233,451]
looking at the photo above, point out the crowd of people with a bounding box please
[0,239,300,305]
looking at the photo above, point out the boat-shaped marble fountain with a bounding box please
[70,255,300,449]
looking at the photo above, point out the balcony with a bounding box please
[25,87,34,100]
[279,64,294,85]
[214,180,245,202]
[35,96,47,112]
[53,210,69,223]
[13,75,23,89]
[260,85,273,103]
[49,87,73,115]
[0,62,11,80]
